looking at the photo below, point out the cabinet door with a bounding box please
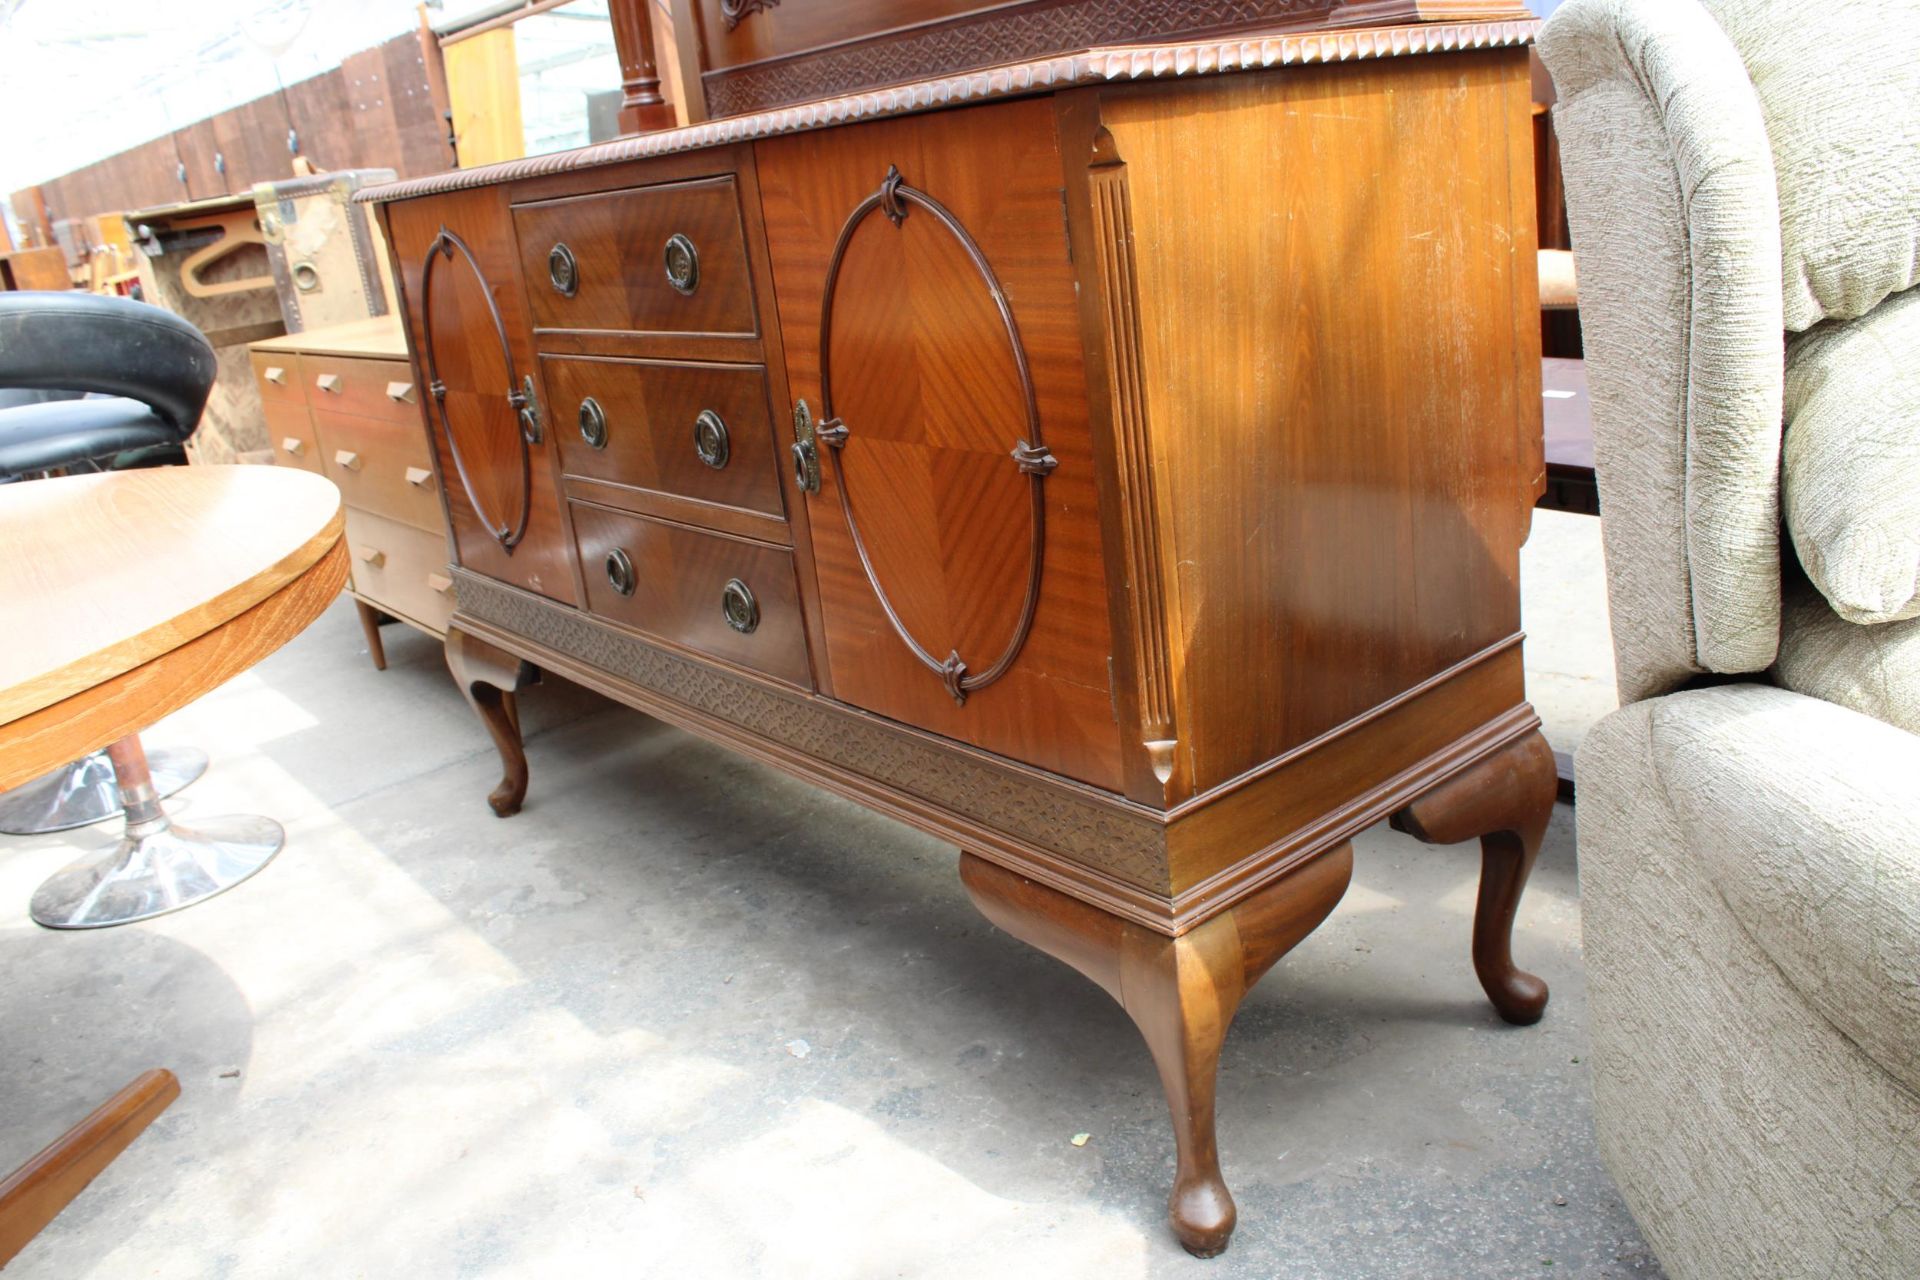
[384,186,580,606]
[757,99,1123,791]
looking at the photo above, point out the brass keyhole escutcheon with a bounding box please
[693,409,729,469]
[721,578,758,634]
[579,397,608,450]
[605,548,636,597]
[548,242,578,297]
[664,233,699,296]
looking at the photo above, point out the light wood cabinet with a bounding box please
[249,319,456,660]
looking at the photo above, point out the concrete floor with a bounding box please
[0,510,1662,1279]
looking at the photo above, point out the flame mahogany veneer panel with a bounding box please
[381,187,582,607]
[756,98,1128,792]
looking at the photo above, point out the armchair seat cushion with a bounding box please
[1775,568,1920,736]
[0,397,180,475]
[1648,683,1920,1097]
[1784,286,1920,624]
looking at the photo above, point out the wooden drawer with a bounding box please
[344,507,455,635]
[252,351,305,408]
[544,355,784,519]
[571,502,810,688]
[313,408,440,533]
[301,353,420,425]
[264,400,323,475]
[514,178,757,339]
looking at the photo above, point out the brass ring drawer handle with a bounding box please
[578,396,608,450]
[664,233,699,296]
[548,242,578,297]
[721,578,758,634]
[605,547,636,597]
[693,409,729,469]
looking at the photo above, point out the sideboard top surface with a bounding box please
[357,18,1537,207]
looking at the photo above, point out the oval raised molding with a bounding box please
[420,227,534,551]
[815,165,1057,706]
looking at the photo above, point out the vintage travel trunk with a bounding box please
[251,169,397,333]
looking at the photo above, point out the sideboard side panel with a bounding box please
[1109,49,1540,793]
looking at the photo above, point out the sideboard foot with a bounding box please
[1390,726,1557,1025]
[445,626,536,818]
[959,846,1352,1257]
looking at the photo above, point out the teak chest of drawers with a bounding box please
[362,15,1552,1255]
[249,319,456,664]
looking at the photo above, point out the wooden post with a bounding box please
[610,0,679,135]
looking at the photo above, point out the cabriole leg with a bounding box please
[959,846,1353,1257]
[1390,727,1558,1025]
[444,626,535,818]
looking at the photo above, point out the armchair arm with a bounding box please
[0,292,215,439]
[1540,0,1785,701]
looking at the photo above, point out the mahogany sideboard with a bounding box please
[362,14,1551,1256]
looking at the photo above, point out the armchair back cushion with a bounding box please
[1774,569,1920,737]
[1784,286,1920,624]
[1704,0,1920,331]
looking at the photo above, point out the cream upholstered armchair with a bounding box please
[1540,1,1920,1276]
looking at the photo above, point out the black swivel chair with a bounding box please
[0,296,243,920]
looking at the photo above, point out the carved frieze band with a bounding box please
[1087,130,1184,786]
[356,21,1538,206]
[451,571,1172,891]
[704,0,1331,116]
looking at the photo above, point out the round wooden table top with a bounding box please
[0,466,347,791]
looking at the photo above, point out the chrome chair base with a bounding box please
[0,747,209,835]
[29,813,285,930]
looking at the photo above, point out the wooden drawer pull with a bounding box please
[426,573,452,594]
[356,545,386,568]
[334,450,362,472]
[264,365,287,385]
[386,380,416,404]
[280,436,305,457]
[315,373,343,394]
[404,466,433,487]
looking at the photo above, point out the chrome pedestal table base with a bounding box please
[27,738,283,930]
[0,746,209,835]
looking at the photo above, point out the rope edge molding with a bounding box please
[356,19,1539,204]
